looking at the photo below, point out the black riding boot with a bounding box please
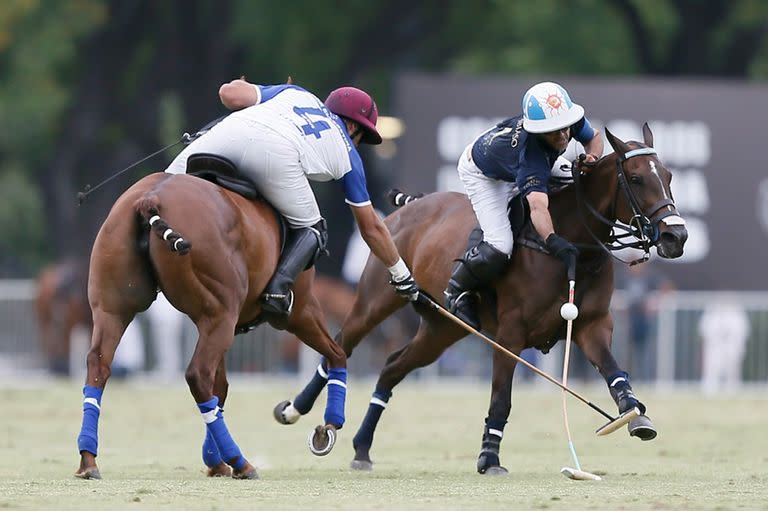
[444,240,509,330]
[262,221,327,317]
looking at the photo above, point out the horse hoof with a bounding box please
[273,400,300,425]
[307,424,336,456]
[629,414,657,441]
[482,466,509,476]
[350,459,373,471]
[74,467,102,480]
[232,464,259,480]
[206,463,232,478]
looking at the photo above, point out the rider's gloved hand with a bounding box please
[388,258,420,301]
[545,233,579,267]
[390,273,419,301]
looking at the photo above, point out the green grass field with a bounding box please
[0,379,765,510]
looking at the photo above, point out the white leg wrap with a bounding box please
[370,397,388,408]
[201,406,220,424]
[282,403,301,424]
[488,428,504,439]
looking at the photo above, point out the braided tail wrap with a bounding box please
[386,188,424,208]
[135,193,191,255]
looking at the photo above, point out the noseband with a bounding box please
[573,147,682,265]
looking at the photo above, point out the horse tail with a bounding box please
[386,188,424,208]
[134,193,192,255]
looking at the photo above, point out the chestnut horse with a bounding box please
[275,125,688,474]
[75,168,346,480]
[35,258,90,375]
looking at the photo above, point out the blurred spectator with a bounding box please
[144,292,188,381]
[699,300,750,394]
[617,263,675,381]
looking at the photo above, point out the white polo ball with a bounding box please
[560,302,579,321]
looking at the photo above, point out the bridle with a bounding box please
[572,146,682,265]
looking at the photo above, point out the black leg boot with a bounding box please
[262,221,327,317]
[443,240,509,330]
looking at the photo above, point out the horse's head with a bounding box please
[599,123,688,259]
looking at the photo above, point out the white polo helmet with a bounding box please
[522,82,585,133]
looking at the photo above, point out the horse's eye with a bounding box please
[629,175,643,185]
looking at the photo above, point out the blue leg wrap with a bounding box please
[202,427,224,468]
[353,387,392,450]
[324,367,347,427]
[197,397,246,471]
[77,385,103,456]
[294,360,328,414]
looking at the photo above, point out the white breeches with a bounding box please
[165,117,322,228]
[457,144,570,254]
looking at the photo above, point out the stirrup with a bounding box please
[446,290,477,313]
[262,290,294,316]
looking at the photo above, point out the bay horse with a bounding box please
[274,124,688,474]
[75,161,346,480]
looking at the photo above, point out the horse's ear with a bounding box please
[604,127,629,154]
[642,122,654,147]
[286,75,293,85]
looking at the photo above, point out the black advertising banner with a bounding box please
[393,73,766,291]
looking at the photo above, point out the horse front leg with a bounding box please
[576,315,657,440]
[284,296,348,457]
[477,350,517,475]
[274,275,403,427]
[202,357,233,477]
[75,309,131,480]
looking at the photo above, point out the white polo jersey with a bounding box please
[166,84,372,208]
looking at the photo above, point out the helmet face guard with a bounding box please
[325,87,383,145]
[522,82,584,133]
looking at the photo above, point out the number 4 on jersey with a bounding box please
[293,106,331,139]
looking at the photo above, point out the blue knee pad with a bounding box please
[324,368,347,427]
[77,385,103,456]
[197,397,246,470]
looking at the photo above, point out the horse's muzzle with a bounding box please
[656,225,688,259]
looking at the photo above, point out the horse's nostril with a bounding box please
[660,232,678,245]
[660,229,687,246]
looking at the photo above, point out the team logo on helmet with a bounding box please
[545,93,563,111]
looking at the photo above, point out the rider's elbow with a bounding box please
[219,81,257,111]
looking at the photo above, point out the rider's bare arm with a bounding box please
[218,79,259,111]
[583,129,604,162]
[350,204,401,267]
[527,191,556,240]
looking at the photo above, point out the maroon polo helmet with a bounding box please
[324,86,382,145]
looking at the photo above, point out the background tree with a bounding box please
[0,0,765,277]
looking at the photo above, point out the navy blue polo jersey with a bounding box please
[470,115,595,196]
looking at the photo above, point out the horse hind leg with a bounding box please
[351,319,462,471]
[75,309,134,479]
[477,351,519,476]
[186,315,258,479]
[203,357,233,478]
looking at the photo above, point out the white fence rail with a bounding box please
[1,279,766,386]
